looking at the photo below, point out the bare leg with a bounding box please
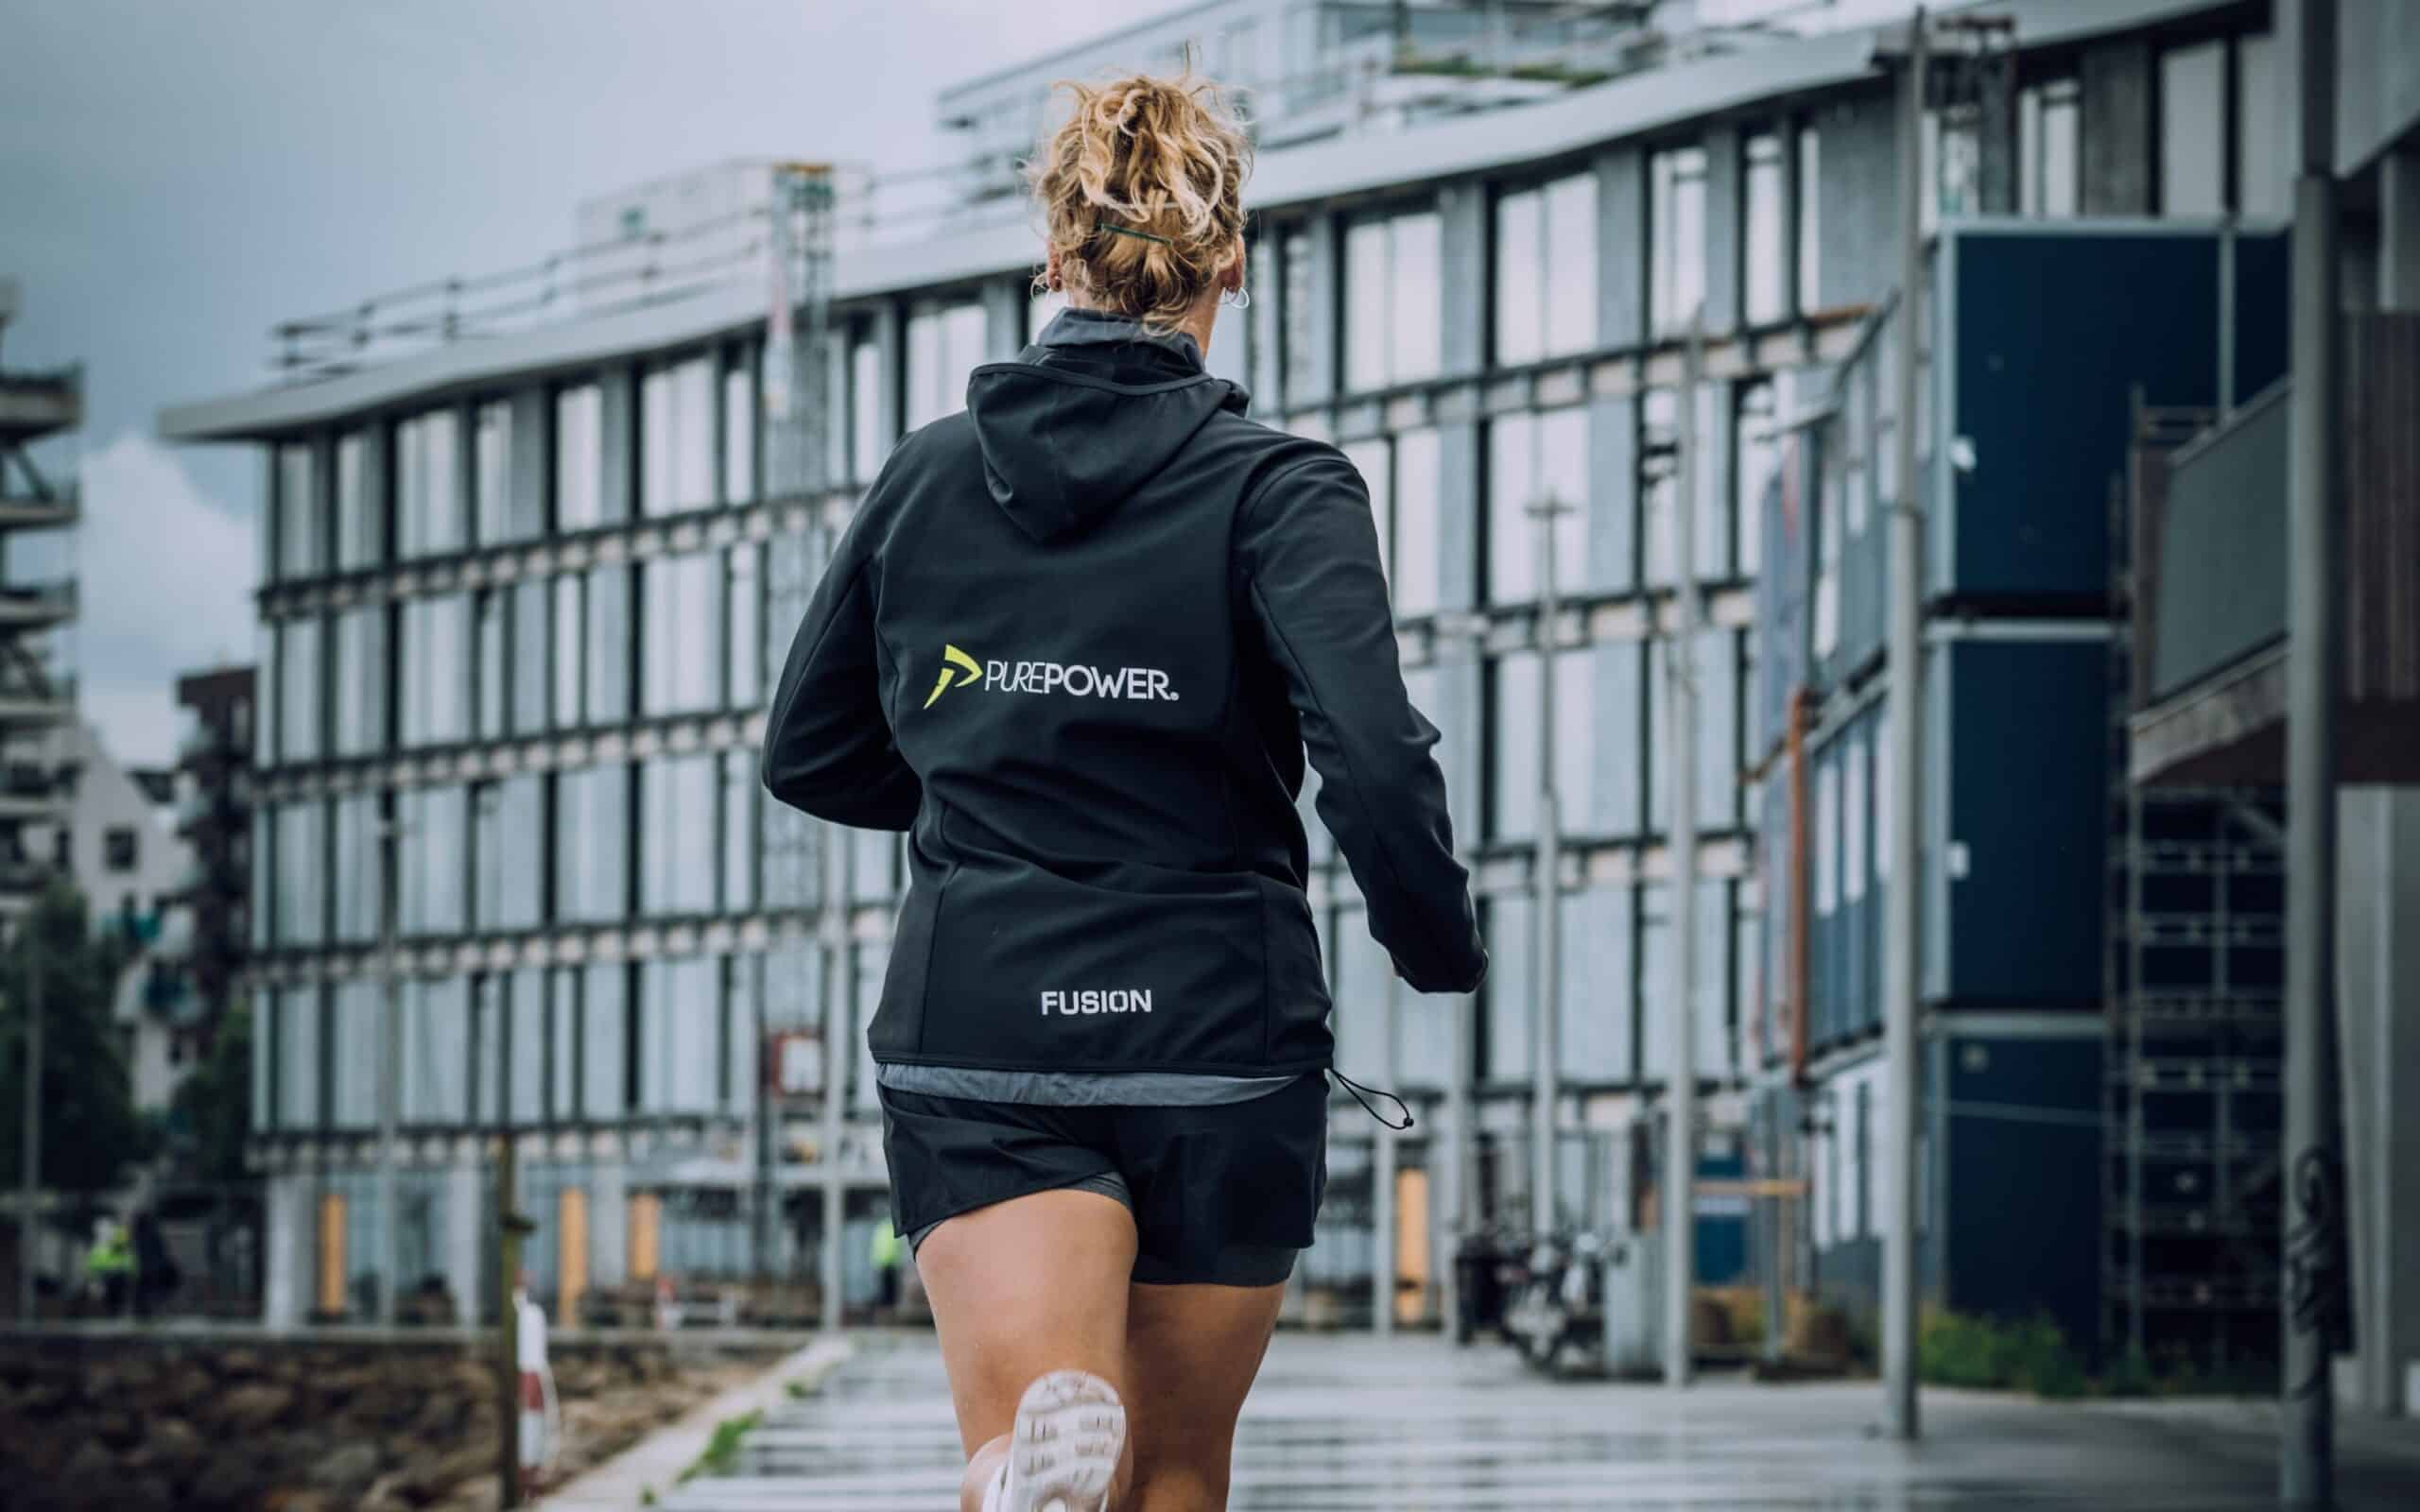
[1122,1280,1288,1512]
[915,1188,1139,1511]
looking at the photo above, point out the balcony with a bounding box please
[0,364,82,447]
[2130,314,2420,786]
[0,763,62,823]
[0,670,75,728]
[0,482,78,532]
[0,578,76,630]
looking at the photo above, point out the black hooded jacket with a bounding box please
[762,308,1485,1078]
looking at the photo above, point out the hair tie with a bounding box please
[1098,222,1173,247]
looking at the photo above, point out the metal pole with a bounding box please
[2282,0,2343,1502]
[376,818,401,1328]
[752,956,774,1289]
[1883,9,1930,1444]
[819,808,851,1335]
[1665,326,1704,1389]
[1530,491,1566,1241]
[1374,970,1399,1337]
[17,910,43,1322]
[496,1130,522,1508]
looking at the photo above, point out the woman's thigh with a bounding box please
[1122,1280,1288,1505]
[913,1187,1140,1456]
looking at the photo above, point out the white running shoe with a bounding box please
[984,1369,1127,1512]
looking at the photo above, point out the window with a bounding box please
[473,775,544,932]
[555,764,631,923]
[278,616,321,763]
[104,826,138,872]
[641,551,725,717]
[1487,646,1595,844]
[332,605,388,757]
[849,336,887,483]
[402,976,470,1125]
[1796,129,1822,315]
[581,963,627,1122]
[473,399,514,545]
[1873,709,1893,887]
[1561,886,1634,1084]
[2235,33,2286,218]
[641,354,717,515]
[1495,173,1599,365]
[727,543,763,709]
[721,749,757,913]
[1581,641,1643,838]
[852,827,899,903]
[399,784,468,937]
[2019,77,2082,217]
[548,969,580,1122]
[584,564,631,724]
[1733,380,1780,577]
[334,429,379,571]
[332,793,382,944]
[276,443,320,580]
[905,302,988,431]
[552,575,584,728]
[508,969,545,1125]
[329,981,379,1132]
[2160,40,2227,216]
[276,800,325,947]
[510,579,548,737]
[1743,132,1788,326]
[1922,107,1984,235]
[640,753,717,918]
[1487,407,1590,605]
[1481,896,1532,1081]
[1280,226,1319,404]
[1815,752,1840,920]
[638,956,721,1115]
[400,593,470,747]
[1650,146,1708,335]
[475,589,507,740]
[1344,208,1442,390]
[723,354,757,505]
[1642,390,1682,588]
[1391,428,1443,616]
[395,407,464,559]
[1813,420,1842,660]
[1855,1080,1873,1237]
[556,384,604,531]
[251,808,273,952]
[278,986,321,1129]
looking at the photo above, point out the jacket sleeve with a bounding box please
[760,506,922,832]
[1237,451,1488,995]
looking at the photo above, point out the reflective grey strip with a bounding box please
[874,1062,1300,1108]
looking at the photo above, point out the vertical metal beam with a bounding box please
[1374,970,1400,1337]
[1530,491,1565,1241]
[496,1130,522,1508]
[1883,9,1930,1444]
[819,811,852,1335]
[376,817,402,1328]
[752,956,774,1287]
[2282,0,2344,1503]
[1666,325,1703,1389]
[16,912,42,1322]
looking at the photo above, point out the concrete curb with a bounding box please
[530,1335,856,1511]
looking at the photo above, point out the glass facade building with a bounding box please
[171,0,2290,1331]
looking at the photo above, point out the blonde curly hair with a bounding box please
[1027,71,1253,332]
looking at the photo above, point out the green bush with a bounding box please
[1919,1310,2089,1398]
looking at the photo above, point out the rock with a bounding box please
[360,1469,419,1512]
[129,1415,208,1479]
[89,1407,140,1449]
[191,1449,269,1509]
[53,1440,121,1509]
[266,1492,335,1512]
[312,1441,384,1497]
[216,1381,298,1433]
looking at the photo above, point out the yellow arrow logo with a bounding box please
[924,644,984,709]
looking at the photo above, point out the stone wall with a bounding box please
[0,1330,788,1512]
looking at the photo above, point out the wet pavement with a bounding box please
[663,1332,2420,1510]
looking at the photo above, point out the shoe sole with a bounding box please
[1005,1369,1126,1512]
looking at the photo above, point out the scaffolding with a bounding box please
[2101,401,2286,1375]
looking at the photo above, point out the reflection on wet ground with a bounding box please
[662,1332,2420,1510]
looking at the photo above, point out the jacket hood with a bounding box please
[967,308,1246,543]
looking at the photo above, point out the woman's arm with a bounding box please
[760,506,922,832]
[1236,450,1487,995]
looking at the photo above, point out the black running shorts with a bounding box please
[878,1072,1329,1287]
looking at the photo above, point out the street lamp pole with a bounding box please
[1529,489,1570,1243]
[1665,323,1705,1389]
[376,816,402,1328]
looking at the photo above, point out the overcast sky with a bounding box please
[0,0,1159,767]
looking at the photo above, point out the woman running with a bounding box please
[762,69,1485,1512]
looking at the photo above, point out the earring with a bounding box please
[1221,285,1252,310]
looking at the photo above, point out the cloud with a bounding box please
[62,431,255,767]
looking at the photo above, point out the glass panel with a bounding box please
[1543,174,1599,357]
[335,430,378,571]
[640,753,718,918]
[1562,886,1633,1082]
[279,986,320,1128]
[642,355,717,516]
[475,399,510,545]
[555,384,603,532]
[906,303,987,430]
[1344,219,1390,392]
[1391,212,1442,382]
[723,356,757,504]
[396,408,463,559]
[472,974,504,1125]
[510,579,548,736]
[475,589,506,740]
[1482,895,1531,1081]
[278,443,319,579]
[642,551,723,717]
[251,808,273,951]
[1640,390,1680,588]
[400,593,470,747]
[581,963,628,1121]
[1345,209,1443,390]
[2160,41,2226,216]
[584,564,631,723]
[851,827,897,902]
[278,617,321,763]
[1695,629,1739,831]
[638,957,720,1115]
[1796,129,1822,315]
[1490,653,1540,843]
[1488,408,1590,604]
[332,792,382,945]
[1281,228,1317,405]
[479,773,544,932]
[402,976,470,1125]
[1585,641,1643,837]
[1873,709,1893,886]
[510,968,545,1125]
[1494,187,1543,368]
[549,969,579,1122]
[1744,132,1788,325]
[552,575,583,728]
[332,985,381,1130]
[276,800,324,947]
[721,749,757,913]
[850,338,886,482]
[1734,380,1779,577]
[1815,752,1840,919]
[333,605,388,757]
[1843,727,1870,906]
[255,623,278,768]
[400,784,469,937]
[2236,35,2285,218]
[555,764,631,924]
[728,543,762,708]
[1650,146,1708,335]
[1392,427,1442,616]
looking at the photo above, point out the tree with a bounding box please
[168,996,252,1185]
[0,882,150,1197]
